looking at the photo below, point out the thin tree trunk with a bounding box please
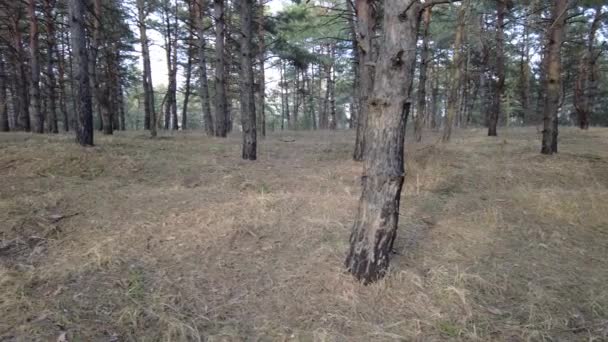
[69,0,93,145]
[214,0,228,136]
[195,0,214,135]
[292,69,300,130]
[0,54,8,131]
[137,0,155,133]
[574,6,601,130]
[348,5,359,130]
[541,0,567,155]
[430,62,438,130]
[240,0,256,160]
[329,44,337,130]
[171,0,179,130]
[44,0,58,133]
[415,7,432,142]
[10,15,31,131]
[257,0,266,137]
[345,0,422,284]
[29,0,44,133]
[488,0,506,137]
[58,20,69,132]
[442,0,467,142]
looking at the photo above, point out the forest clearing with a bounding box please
[2,0,608,340]
[1,127,607,340]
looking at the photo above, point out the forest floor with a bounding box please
[1,127,607,341]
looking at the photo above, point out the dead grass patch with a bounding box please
[0,127,607,341]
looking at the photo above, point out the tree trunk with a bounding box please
[329,44,337,130]
[240,0,256,160]
[415,7,432,142]
[348,5,359,130]
[430,62,438,130]
[214,0,229,137]
[137,0,155,133]
[29,0,44,133]
[345,0,422,284]
[518,2,532,125]
[541,0,567,155]
[69,0,93,145]
[256,0,266,137]
[574,6,601,130]
[58,21,69,132]
[292,69,300,130]
[44,0,58,133]
[488,0,506,136]
[10,15,31,132]
[195,0,214,135]
[352,0,375,161]
[0,53,8,131]
[442,0,467,142]
[170,0,179,130]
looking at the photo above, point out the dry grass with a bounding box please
[1,127,607,341]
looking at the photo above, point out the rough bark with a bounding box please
[352,0,375,161]
[195,0,214,135]
[541,0,567,155]
[345,0,421,284]
[29,0,44,133]
[415,7,432,142]
[240,0,256,160]
[69,0,93,145]
[214,0,229,137]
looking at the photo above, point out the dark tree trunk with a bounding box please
[182,54,192,130]
[415,7,432,142]
[10,14,31,131]
[170,0,178,130]
[348,5,359,130]
[329,44,337,130]
[69,0,93,145]
[429,62,438,130]
[353,0,375,161]
[292,69,300,130]
[574,6,601,130]
[137,0,155,134]
[214,0,229,137]
[345,0,422,284]
[44,0,58,133]
[118,83,126,130]
[541,0,567,155]
[443,0,467,142]
[29,0,44,133]
[195,0,214,135]
[0,54,8,131]
[256,0,266,137]
[488,0,506,137]
[58,21,69,132]
[240,0,256,160]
